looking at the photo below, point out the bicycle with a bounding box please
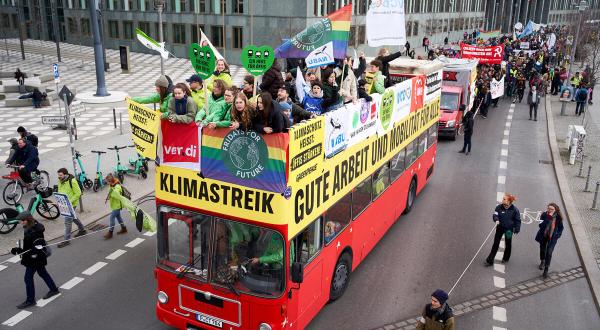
[91,150,107,192]
[0,186,60,234]
[75,151,93,190]
[2,165,50,205]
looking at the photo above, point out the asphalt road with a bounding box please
[0,97,598,330]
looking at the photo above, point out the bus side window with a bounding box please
[428,123,437,148]
[372,163,390,201]
[418,131,428,155]
[405,139,417,167]
[352,177,371,220]
[163,217,190,265]
[390,148,406,182]
[324,194,352,245]
[292,217,322,265]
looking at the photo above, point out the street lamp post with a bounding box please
[16,0,25,60]
[155,0,165,75]
[51,0,62,62]
[88,0,109,96]
[561,0,588,115]
[447,1,454,39]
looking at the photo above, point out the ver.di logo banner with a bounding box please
[161,121,201,171]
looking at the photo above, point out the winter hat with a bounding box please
[155,75,169,88]
[279,102,292,111]
[431,289,449,305]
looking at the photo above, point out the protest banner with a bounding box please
[490,77,505,99]
[161,121,201,171]
[460,43,504,64]
[366,0,406,47]
[127,99,161,159]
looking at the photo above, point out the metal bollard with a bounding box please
[592,182,600,210]
[560,101,567,116]
[113,108,117,128]
[584,166,592,192]
[578,160,585,177]
[119,113,123,135]
[72,118,77,140]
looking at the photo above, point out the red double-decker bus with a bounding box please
[153,64,440,330]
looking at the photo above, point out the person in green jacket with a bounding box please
[56,168,86,248]
[195,79,227,126]
[104,174,127,239]
[166,83,198,124]
[203,86,234,128]
[369,60,386,95]
[206,59,233,92]
[186,74,206,109]
[250,232,284,268]
[130,75,172,115]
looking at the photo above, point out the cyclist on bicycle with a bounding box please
[17,126,38,148]
[5,138,39,187]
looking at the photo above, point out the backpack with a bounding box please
[121,185,132,200]
[26,133,38,148]
[68,177,83,193]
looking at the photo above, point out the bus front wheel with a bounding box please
[329,253,352,301]
[403,178,417,215]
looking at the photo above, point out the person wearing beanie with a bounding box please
[130,75,173,115]
[416,289,455,330]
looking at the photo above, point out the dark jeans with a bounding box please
[33,99,41,108]
[492,98,499,107]
[480,104,489,117]
[18,168,33,183]
[539,238,556,269]
[462,133,472,152]
[24,265,58,303]
[575,102,585,115]
[529,104,538,119]
[486,226,512,263]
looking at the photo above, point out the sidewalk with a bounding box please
[546,91,600,309]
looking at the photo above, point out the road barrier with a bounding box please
[592,182,600,210]
[584,166,592,192]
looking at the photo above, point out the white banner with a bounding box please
[424,70,443,103]
[306,41,335,69]
[324,107,349,158]
[346,99,378,147]
[53,193,76,218]
[520,42,530,50]
[366,0,406,47]
[392,79,412,123]
[490,77,505,99]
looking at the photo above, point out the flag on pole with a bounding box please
[275,4,352,59]
[136,28,169,59]
[352,48,359,70]
[199,29,224,60]
[295,66,306,103]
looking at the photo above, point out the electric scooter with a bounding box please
[107,145,147,183]
[128,150,149,173]
[91,150,107,192]
[74,151,93,190]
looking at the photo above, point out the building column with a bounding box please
[541,0,551,24]
[519,0,528,23]
[534,0,544,22]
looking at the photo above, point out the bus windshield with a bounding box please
[158,207,285,298]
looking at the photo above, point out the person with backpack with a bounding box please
[104,173,127,239]
[56,168,86,248]
[17,126,38,148]
[575,85,588,116]
[416,289,455,330]
[10,211,60,309]
[459,106,474,155]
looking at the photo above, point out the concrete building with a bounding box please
[1,0,600,65]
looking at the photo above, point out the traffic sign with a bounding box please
[42,115,67,126]
[53,63,60,83]
[58,85,75,106]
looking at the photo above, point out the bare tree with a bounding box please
[582,30,600,87]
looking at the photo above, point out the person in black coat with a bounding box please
[485,194,521,266]
[10,212,59,309]
[459,106,474,155]
[259,61,284,100]
[535,203,564,278]
[375,48,403,87]
[6,138,39,184]
[31,88,44,108]
[253,92,289,134]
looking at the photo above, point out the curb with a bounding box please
[544,96,600,313]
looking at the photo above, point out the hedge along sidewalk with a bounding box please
[545,95,600,313]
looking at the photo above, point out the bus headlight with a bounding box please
[258,323,272,330]
[157,291,169,304]
[447,120,456,128]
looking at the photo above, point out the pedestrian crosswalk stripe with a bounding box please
[125,237,145,248]
[82,261,108,276]
[493,306,507,321]
[2,311,32,326]
[106,249,127,260]
[60,276,85,290]
[36,293,62,307]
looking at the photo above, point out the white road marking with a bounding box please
[498,176,506,184]
[494,253,503,262]
[493,276,506,288]
[499,240,505,249]
[125,237,145,248]
[2,311,32,326]
[504,129,510,135]
[499,161,508,169]
[82,262,108,276]
[493,327,507,330]
[7,255,21,263]
[505,122,511,127]
[497,192,504,202]
[36,293,62,307]
[501,149,508,156]
[106,249,127,260]
[143,231,157,237]
[493,306,507,322]
[502,139,509,145]
[0,265,7,272]
[494,263,505,274]
[60,277,84,290]
[507,115,513,120]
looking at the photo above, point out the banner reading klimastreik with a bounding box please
[127,99,160,159]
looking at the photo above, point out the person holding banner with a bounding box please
[335,56,358,104]
[375,48,403,87]
[322,69,343,111]
[195,79,227,126]
[104,173,127,239]
[186,74,206,109]
[230,93,254,131]
[165,83,198,124]
[207,59,233,91]
[56,168,86,248]
[368,60,386,95]
[527,85,541,121]
[254,92,288,134]
[276,86,314,124]
[203,87,235,129]
[302,81,325,115]
[131,75,172,115]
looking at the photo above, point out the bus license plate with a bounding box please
[197,314,222,328]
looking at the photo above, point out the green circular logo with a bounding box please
[222,130,268,179]
[380,89,395,130]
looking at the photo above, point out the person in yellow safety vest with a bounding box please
[186,74,206,110]
[570,72,582,88]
